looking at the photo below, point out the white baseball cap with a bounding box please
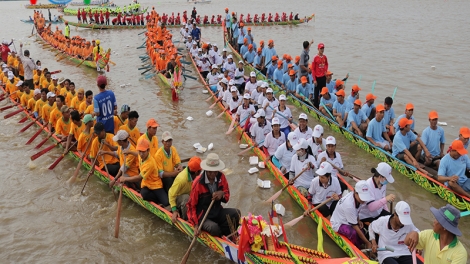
[243,93,251,99]
[238,60,244,64]
[113,130,129,142]
[316,161,333,176]
[261,82,268,88]
[34,89,41,95]
[250,71,256,77]
[52,75,58,80]
[228,79,235,86]
[222,48,227,52]
[211,64,218,69]
[355,180,373,202]
[266,88,273,93]
[325,136,336,145]
[299,113,308,120]
[230,86,238,92]
[257,80,263,86]
[220,78,228,84]
[227,55,233,59]
[198,48,202,51]
[254,109,266,118]
[279,94,286,101]
[293,138,308,151]
[213,43,218,47]
[395,201,413,225]
[15,80,24,87]
[312,124,324,138]
[373,162,395,183]
[218,74,224,79]
[47,92,56,99]
[192,41,197,45]
[271,117,280,125]
[7,71,14,79]
[287,132,298,144]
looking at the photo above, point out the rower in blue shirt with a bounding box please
[266,58,277,80]
[243,45,256,64]
[366,104,393,151]
[332,90,352,128]
[319,87,336,117]
[273,61,285,89]
[362,93,377,120]
[346,84,361,106]
[437,140,470,198]
[392,117,430,168]
[420,111,445,168]
[285,70,298,96]
[393,103,416,135]
[253,48,263,71]
[347,99,369,137]
[295,76,313,103]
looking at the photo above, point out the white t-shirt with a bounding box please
[274,106,292,129]
[245,80,258,94]
[223,62,236,78]
[190,47,198,57]
[206,72,219,86]
[217,88,228,100]
[308,176,342,207]
[358,177,388,220]
[257,93,267,106]
[262,98,279,120]
[306,137,326,158]
[289,154,318,189]
[208,49,220,65]
[368,215,420,263]
[227,96,242,111]
[264,131,286,156]
[250,120,272,144]
[234,68,245,85]
[316,151,343,178]
[274,143,295,171]
[197,60,211,72]
[330,192,359,232]
[236,104,255,127]
[293,126,313,141]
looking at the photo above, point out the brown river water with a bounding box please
[0,0,468,262]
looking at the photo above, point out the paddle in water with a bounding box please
[80,142,104,194]
[265,167,310,203]
[48,141,78,170]
[67,135,95,184]
[114,183,123,238]
[284,198,333,227]
[4,108,23,119]
[30,138,65,161]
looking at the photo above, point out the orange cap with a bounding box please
[352,84,361,92]
[202,43,209,49]
[288,63,293,68]
[405,103,414,110]
[260,40,264,45]
[335,79,344,87]
[283,54,287,59]
[320,87,329,95]
[289,70,296,76]
[428,111,438,119]
[239,22,244,27]
[326,71,333,76]
[188,156,202,171]
[398,117,413,128]
[243,37,248,43]
[375,104,385,112]
[354,99,362,106]
[257,47,262,52]
[248,44,253,49]
[300,76,308,84]
[277,60,283,66]
[247,27,251,31]
[336,90,345,97]
[451,140,468,155]
[366,93,377,101]
[459,127,470,138]
[271,55,278,61]
[225,8,229,11]
[268,39,274,44]
[136,138,150,151]
[146,118,159,128]
[295,55,300,62]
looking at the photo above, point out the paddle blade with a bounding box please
[0,105,15,111]
[35,136,51,149]
[461,211,470,217]
[4,108,23,118]
[18,115,29,123]
[216,111,225,119]
[237,146,253,156]
[114,187,123,238]
[26,128,43,145]
[31,144,56,161]
[209,102,217,109]
[48,155,64,170]
[284,214,305,228]
[265,188,283,203]
[172,89,179,101]
[19,120,35,133]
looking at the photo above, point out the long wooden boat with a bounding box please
[35,31,111,71]
[21,17,63,24]
[63,14,315,30]
[25,3,65,9]
[62,7,147,17]
[222,33,470,212]
[0,85,376,264]
[70,1,115,6]
[185,48,372,260]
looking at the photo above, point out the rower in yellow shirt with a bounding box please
[108,130,141,190]
[89,122,120,176]
[154,131,182,193]
[119,110,140,147]
[48,95,66,133]
[138,118,159,157]
[70,88,85,110]
[55,106,72,144]
[48,75,60,94]
[41,92,56,124]
[65,82,77,107]
[76,114,95,157]
[20,84,34,107]
[78,90,94,115]
[41,72,52,89]
[64,110,85,154]
[33,67,43,87]
[28,89,41,112]
[5,71,19,101]
[34,88,48,120]
[56,77,66,95]
[113,104,130,134]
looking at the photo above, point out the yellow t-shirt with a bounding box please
[417,229,467,264]
[55,117,72,136]
[77,128,94,156]
[5,80,18,101]
[41,103,56,124]
[70,97,84,110]
[20,91,34,107]
[65,91,76,107]
[113,116,128,135]
[33,73,41,86]
[168,167,193,211]
[34,99,48,117]
[69,121,85,140]
[89,133,119,169]
[27,97,37,111]
[78,101,94,115]
[154,146,181,175]
[41,79,51,90]
[48,83,60,94]
[138,133,159,157]
[117,143,139,177]
[60,87,68,97]
[49,107,62,127]
[139,155,163,190]
[119,124,140,147]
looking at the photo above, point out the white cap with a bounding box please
[228,79,235,86]
[16,80,24,87]
[279,94,286,101]
[312,124,324,138]
[1,64,7,68]
[223,48,227,52]
[287,132,298,144]
[325,136,336,145]
[113,130,129,142]
[271,117,280,125]
[316,162,333,176]
[266,88,273,93]
[355,180,373,202]
[218,74,224,79]
[3,68,8,73]
[185,25,189,29]
[243,93,251,99]
[192,41,197,45]
[206,42,211,45]
[299,113,308,120]
[47,92,56,98]
[162,131,173,141]
[7,71,14,79]
[254,109,266,118]
[257,80,263,86]
[373,162,395,183]
[220,78,228,84]
[293,138,308,151]
[227,55,233,59]
[37,66,42,70]
[230,86,238,92]
[261,82,268,88]
[34,89,41,95]
[238,60,244,64]
[395,201,413,225]
[250,71,256,77]
[198,48,202,51]
[52,75,58,80]
[211,64,218,69]
[213,43,218,47]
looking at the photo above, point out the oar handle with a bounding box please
[326,161,361,181]
[285,166,310,191]
[306,197,333,215]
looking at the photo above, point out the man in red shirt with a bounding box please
[81,9,87,24]
[311,42,328,108]
[105,9,110,25]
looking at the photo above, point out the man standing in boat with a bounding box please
[311,43,328,108]
[19,43,37,90]
[93,75,117,134]
[187,153,241,237]
[64,21,70,40]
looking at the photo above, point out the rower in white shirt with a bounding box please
[263,117,286,156]
[233,60,245,93]
[274,132,298,176]
[189,41,199,57]
[209,43,221,65]
[197,55,212,78]
[273,94,293,138]
[307,124,326,158]
[261,88,279,122]
[223,55,236,79]
[369,201,421,264]
[206,65,220,92]
[288,138,318,197]
[316,136,348,193]
[224,86,242,114]
[245,72,258,94]
[220,48,228,67]
[235,93,256,129]
[293,113,313,141]
[250,81,263,108]
[256,82,268,107]
[307,161,342,219]
[185,36,193,49]
[249,109,272,147]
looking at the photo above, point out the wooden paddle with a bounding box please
[76,58,87,67]
[30,138,65,161]
[284,198,333,227]
[67,135,95,184]
[80,142,104,194]
[226,114,249,135]
[0,105,14,111]
[19,120,36,133]
[327,161,362,181]
[265,167,309,203]
[4,108,23,119]
[114,183,123,238]
[48,141,78,170]
[180,199,215,264]
[18,115,30,123]
[25,126,44,145]
[34,133,54,149]
[237,139,264,156]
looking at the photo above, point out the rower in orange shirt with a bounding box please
[42,92,57,125]
[48,95,66,133]
[114,104,130,134]
[20,83,34,108]
[119,110,140,146]
[48,75,60,93]
[55,106,72,143]
[41,71,52,89]
[77,114,95,157]
[27,89,41,111]
[64,110,85,153]
[70,88,85,110]
[79,90,94,116]
[65,82,77,107]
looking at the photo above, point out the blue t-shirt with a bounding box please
[273,68,284,84]
[296,83,312,98]
[225,14,231,27]
[392,130,418,157]
[237,28,247,44]
[320,93,336,109]
[232,24,239,38]
[394,114,415,132]
[286,78,298,93]
[333,100,352,119]
[366,118,387,143]
[240,45,248,57]
[243,50,256,64]
[191,28,201,40]
[253,54,262,67]
[361,103,375,117]
[383,107,395,126]
[267,64,276,79]
[293,63,300,74]
[438,154,470,185]
[262,47,277,66]
[421,126,445,156]
[93,90,117,133]
[347,109,367,129]
[346,94,356,105]
[326,80,335,93]
[282,72,290,86]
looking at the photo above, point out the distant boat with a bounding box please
[188,0,211,3]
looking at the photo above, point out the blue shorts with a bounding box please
[461,178,470,193]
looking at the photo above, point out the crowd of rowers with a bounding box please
[75,7,146,26]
